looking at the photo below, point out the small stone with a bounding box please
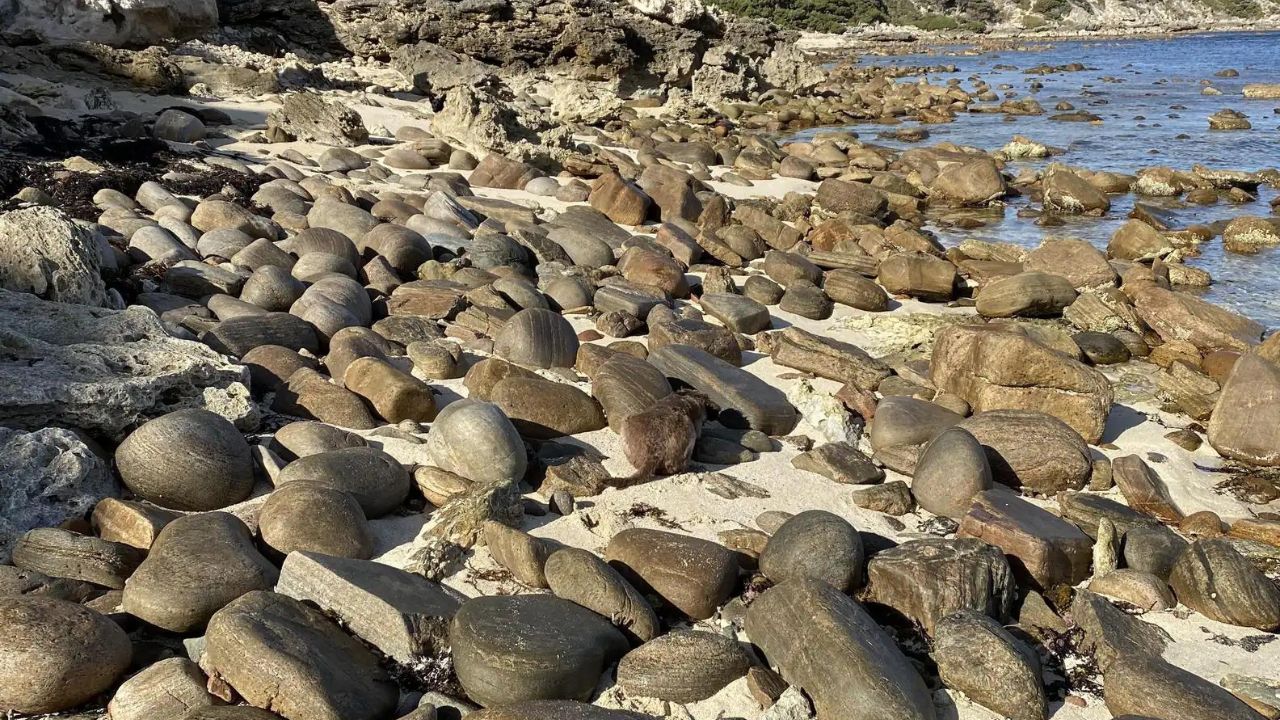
[791,441,884,485]
[848,481,914,516]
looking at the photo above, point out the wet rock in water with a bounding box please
[1208,108,1251,130]
[648,344,798,435]
[0,290,250,439]
[544,547,659,643]
[1169,539,1280,630]
[759,510,864,592]
[275,447,411,518]
[107,657,219,720]
[427,399,528,485]
[483,521,556,589]
[469,701,656,719]
[616,631,751,702]
[0,596,132,714]
[932,325,1113,444]
[116,408,254,512]
[0,426,115,564]
[605,528,738,620]
[911,427,993,519]
[123,512,278,632]
[258,483,373,559]
[0,207,109,306]
[492,376,606,439]
[933,610,1046,720]
[746,578,936,720]
[494,308,580,369]
[204,591,397,720]
[957,410,1093,494]
[1104,653,1263,720]
[1208,353,1280,467]
[450,594,629,707]
[959,489,1092,590]
[11,527,141,590]
[276,551,460,663]
[791,441,885,485]
[975,271,1077,318]
[863,537,1016,634]
[1223,216,1280,253]
[1071,589,1171,670]
[1041,165,1111,216]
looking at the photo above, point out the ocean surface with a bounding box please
[795,31,1280,329]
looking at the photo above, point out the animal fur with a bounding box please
[613,391,707,487]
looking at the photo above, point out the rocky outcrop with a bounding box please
[0,427,117,565]
[0,208,109,307]
[1,0,217,46]
[0,289,252,439]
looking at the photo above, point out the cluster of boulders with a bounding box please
[2,29,1280,720]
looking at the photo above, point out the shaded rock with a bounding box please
[450,595,628,707]
[911,427,993,519]
[1104,653,1263,720]
[869,396,963,451]
[791,441,884,485]
[1170,539,1280,630]
[933,610,1046,720]
[276,447,410,518]
[258,483,373,559]
[204,591,397,720]
[469,701,655,719]
[745,578,936,720]
[1072,589,1171,670]
[11,528,141,590]
[648,344,797,434]
[957,410,1092,494]
[273,368,378,429]
[108,657,218,720]
[976,271,1077,318]
[0,596,132,714]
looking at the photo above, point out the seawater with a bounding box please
[793,31,1280,329]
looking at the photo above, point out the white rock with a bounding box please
[786,379,859,444]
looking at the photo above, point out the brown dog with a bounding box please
[614,391,708,486]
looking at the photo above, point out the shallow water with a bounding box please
[793,31,1280,329]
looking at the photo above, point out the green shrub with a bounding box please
[1202,0,1263,17]
[910,13,961,29]
[706,0,889,31]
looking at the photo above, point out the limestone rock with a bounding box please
[0,207,108,306]
[0,289,250,439]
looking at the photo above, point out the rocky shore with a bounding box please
[2,2,1280,720]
